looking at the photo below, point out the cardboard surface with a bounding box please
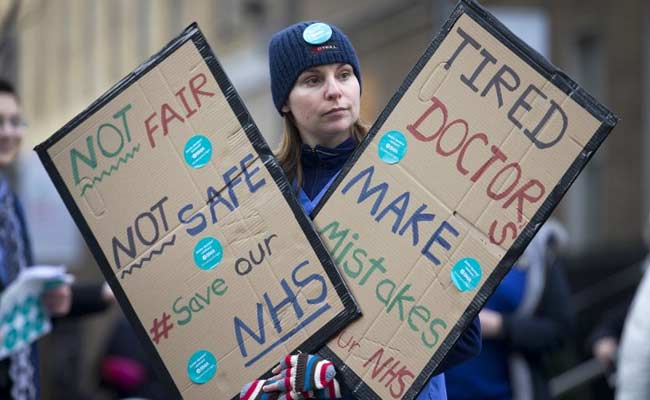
[313,1,617,399]
[34,24,359,399]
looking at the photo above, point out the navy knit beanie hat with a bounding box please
[268,21,361,115]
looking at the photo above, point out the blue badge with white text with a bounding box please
[184,135,212,169]
[451,258,482,292]
[187,350,217,384]
[303,23,332,45]
[193,237,223,271]
[378,130,408,164]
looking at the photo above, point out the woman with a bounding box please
[241,21,481,400]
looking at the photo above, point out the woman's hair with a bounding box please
[276,115,369,187]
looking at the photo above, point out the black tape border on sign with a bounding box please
[312,0,618,399]
[34,23,361,400]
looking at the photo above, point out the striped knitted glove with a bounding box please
[240,354,340,400]
[239,378,342,400]
[271,354,336,394]
[240,379,279,400]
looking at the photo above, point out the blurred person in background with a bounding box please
[0,78,114,400]
[616,212,650,400]
[587,297,628,386]
[445,220,575,400]
[96,314,174,399]
[590,312,625,373]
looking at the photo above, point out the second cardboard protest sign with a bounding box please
[35,24,359,399]
[313,1,617,399]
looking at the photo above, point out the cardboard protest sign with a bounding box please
[34,24,359,399]
[312,1,617,398]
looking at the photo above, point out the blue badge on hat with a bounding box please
[303,23,332,45]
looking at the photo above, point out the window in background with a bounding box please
[565,32,607,251]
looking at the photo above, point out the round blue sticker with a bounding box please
[187,350,217,384]
[303,22,332,45]
[184,135,213,169]
[451,258,482,292]
[378,130,408,164]
[194,237,223,271]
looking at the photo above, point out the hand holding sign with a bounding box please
[240,354,341,400]
[41,283,72,317]
[0,265,74,360]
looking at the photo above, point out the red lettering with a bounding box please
[189,73,215,107]
[435,119,468,157]
[489,220,517,245]
[143,74,215,149]
[145,113,159,148]
[470,144,507,182]
[503,179,545,223]
[403,95,550,247]
[406,96,448,142]
[175,86,198,118]
[363,347,414,399]
[380,358,401,384]
[335,331,361,354]
[487,162,521,200]
[364,348,394,380]
[457,132,487,175]
[160,103,185,136]
[389,365,414,399]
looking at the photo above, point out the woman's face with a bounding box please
[282,63,360,148]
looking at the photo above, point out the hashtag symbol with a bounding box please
[149,312,174,345]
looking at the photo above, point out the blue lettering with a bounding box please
[112,226,136,270]
[223,165,243,208]
[421,221,459,265]
[398,204,435,246]
[234,303,265,358]
[292,260,327,305]
[233,260,331,368]
[341,165,388,215]
[241,153,266,193]
[177,203,207,236]
[375,191,410,233]
[264,279,304,334]
[207,185,235,224]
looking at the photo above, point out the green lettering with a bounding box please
[70,136,97,186]
[173,296,192,326]
[343,248,364,279]
[408,305,431,332]
[97,123,124,158]
[211,278,228,296]
[318,220,349,260]
[359,257,386,286]
[349,248,367,279]
[189,296,204,312]
[422,318,447,348]
[386,284,415,321]
[113,103,133,142]
[196,286,211,305]
[376,278,396,306]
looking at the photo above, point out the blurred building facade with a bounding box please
[0,0,647,398]
[5,0,648,252]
